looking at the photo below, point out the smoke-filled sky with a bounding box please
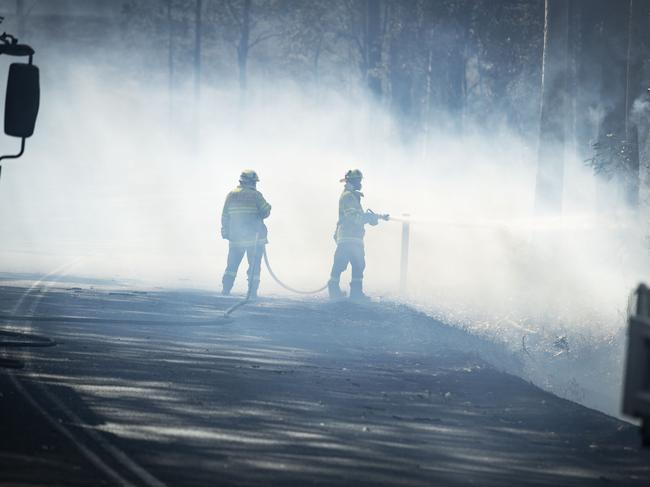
[0,0,648,417]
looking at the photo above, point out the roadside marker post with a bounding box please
[400,214,410,295]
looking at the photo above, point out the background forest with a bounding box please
[4,0,650,215]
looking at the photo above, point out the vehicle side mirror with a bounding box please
[623,283,650,447]
[5,63,39,138]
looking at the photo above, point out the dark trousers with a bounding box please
[222,245,264,291]
[329,242,365,284]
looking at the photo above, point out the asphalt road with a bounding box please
[1,276,649,486]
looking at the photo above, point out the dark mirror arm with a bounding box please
[0,43,34,181]
[0,137,25,181]
[0,44,34,58]
[0,138,25,162]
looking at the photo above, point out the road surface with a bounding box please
[1,274,649,486]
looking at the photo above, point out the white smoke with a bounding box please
[0,53,647,418]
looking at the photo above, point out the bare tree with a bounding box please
[582,0,641,210]
[623,0,640,208]
[167,0,174,117]
[215,0,283,101]
[235,0,251,93]
[278,1,339,85]
[194,0,203,100]
[364,0,382,98]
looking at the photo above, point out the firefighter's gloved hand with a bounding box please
[365,210,379,226]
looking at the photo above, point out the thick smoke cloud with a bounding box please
[0,19,648,418]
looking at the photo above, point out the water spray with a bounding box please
[217,207,631,321]
[385,213,633,232]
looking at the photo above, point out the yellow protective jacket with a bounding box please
[335,186,367,245]
[221,185,272,247]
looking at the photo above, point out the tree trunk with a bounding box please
[534,0,570,215]
[365,0,382,99]
[637,112,650,231]
[593,0,632,209]
[387,12,412,129]
[624,0,641,209]
[194,0,202,102]
[313,35,323,85]
[424,39,433,139]
[238,0,251,101]
[444,20,467,134]
[567,0,579,163]
[421,39,433,159]
[632,0,650,225]
[168,0,174,120]
[574,0,604,161]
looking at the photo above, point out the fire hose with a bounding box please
[262,210,386,294]
[263,249,329,295]
[223,247,329,317]
[223,211,391,317]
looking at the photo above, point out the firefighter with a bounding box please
[221,170,272,298]
[329,169,386,301]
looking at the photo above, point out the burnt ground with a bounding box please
[0,276,649,486]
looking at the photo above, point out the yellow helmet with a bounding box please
[240,169,260,184]
[340,169,363,183]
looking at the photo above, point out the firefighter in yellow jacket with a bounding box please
[328,169,388,300]
[221,170,272,298]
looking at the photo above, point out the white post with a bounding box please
[399,214,410,295]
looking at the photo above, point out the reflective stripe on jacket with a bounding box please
[221,185,271,247]
[335,187,365,245]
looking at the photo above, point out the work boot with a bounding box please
[328,280,346,300]
[349,280,370,302]
[222,275,235,296]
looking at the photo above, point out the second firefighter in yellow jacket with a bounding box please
[328,169,388,300]
[221,170,272,298]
